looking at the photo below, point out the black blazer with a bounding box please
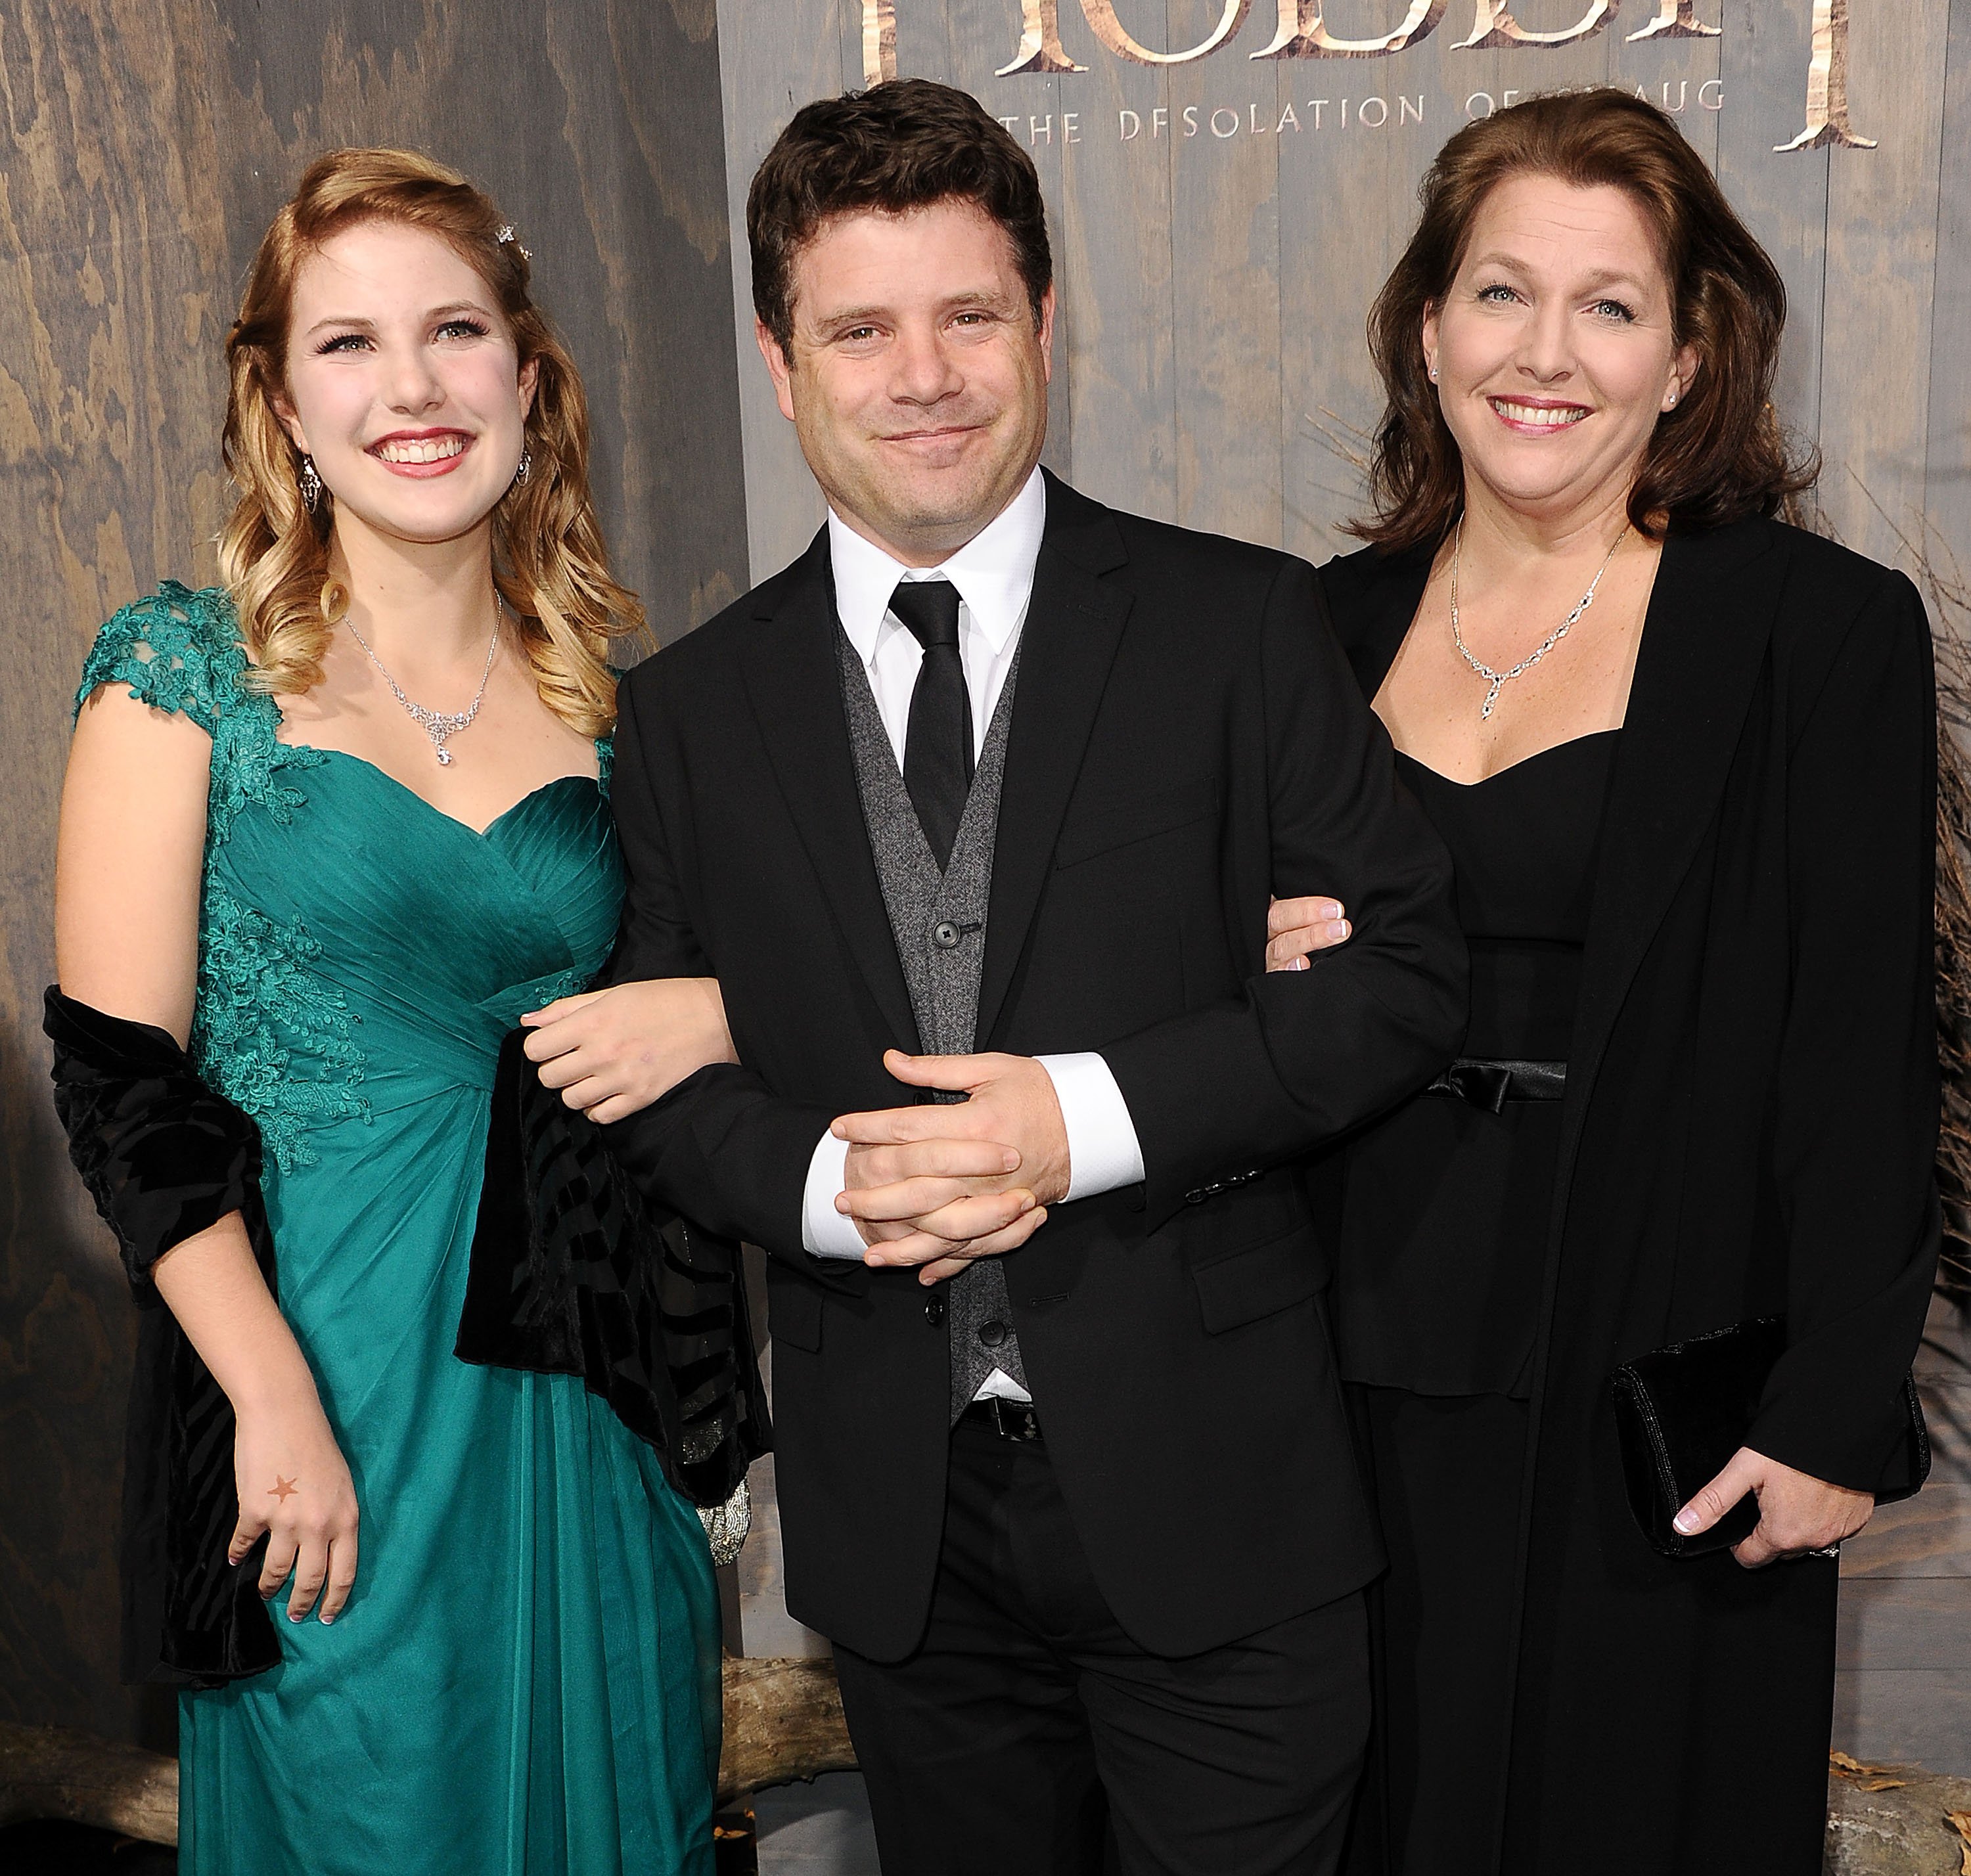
[606,473,1466,1660]
[1322,518,1940,1873]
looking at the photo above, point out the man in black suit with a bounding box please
[599,80,1462,1875]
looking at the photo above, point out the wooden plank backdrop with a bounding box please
[714,0,1970,582]
[712,0,1971,1770]
[0,0,748,1745]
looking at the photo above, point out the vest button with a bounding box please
[978,1319,1009,1347]
[932,920,961,949]
[924,1294,947,1327]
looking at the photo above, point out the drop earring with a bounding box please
[298,455,324,513]
[512,447,532,489]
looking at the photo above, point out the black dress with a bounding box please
[1321,524,1939,1876]
[1336,734,1618,1874]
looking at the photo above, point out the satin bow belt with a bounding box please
[1425,1057,1567,1114]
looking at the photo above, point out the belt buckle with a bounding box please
[986,1397,1042,1442]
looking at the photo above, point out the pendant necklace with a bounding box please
[345,599,503,766]
[1449,517,1626,721]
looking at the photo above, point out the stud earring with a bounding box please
[298,455,324,514]
[1428,363,1439,382]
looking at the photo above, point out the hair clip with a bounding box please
[495,224,533,262]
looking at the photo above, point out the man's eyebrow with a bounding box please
[816,305,888,330]
[812,289,1018,330]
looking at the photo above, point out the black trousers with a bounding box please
[831,1414,1371,1876]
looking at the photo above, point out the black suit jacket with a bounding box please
[606,473,1466,1659]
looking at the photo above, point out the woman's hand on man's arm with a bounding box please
[1265,895,1351,972]
[522,977,738,1124]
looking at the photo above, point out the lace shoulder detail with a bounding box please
[76,583,248,734]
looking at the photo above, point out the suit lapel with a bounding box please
[1561,520,1782,1165]
[977,476,1131,1045]
[738,531,921,1054]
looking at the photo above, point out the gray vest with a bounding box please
[834,626,1030,1421]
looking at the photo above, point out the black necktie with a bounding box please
[889,579,972,870]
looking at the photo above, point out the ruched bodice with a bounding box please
[217,753,620,1121]
[79,585,717,1876]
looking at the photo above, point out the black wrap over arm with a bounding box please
[458,1029,770,1514]
[43,986,281,1686]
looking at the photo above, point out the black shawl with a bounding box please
[45,991,767,1687]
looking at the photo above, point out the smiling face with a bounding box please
[275,219,537,550]
[758,200,1053,565]
[1423,173,1698,532]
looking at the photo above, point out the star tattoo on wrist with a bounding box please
[269,1475,298,1503]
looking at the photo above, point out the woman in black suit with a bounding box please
[1271,91,1939,1875]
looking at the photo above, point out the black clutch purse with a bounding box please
[1609,1316,1930,1558]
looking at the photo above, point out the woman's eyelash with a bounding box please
[313,319,489,355]
[1593,299,1637,322]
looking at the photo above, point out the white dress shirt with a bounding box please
[800,468,1147,1314]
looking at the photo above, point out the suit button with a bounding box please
[932,920,961,949]
[978,1319,1009,1347]
[924,1295,947,1327]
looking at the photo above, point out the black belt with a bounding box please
[1425,1057,1567,1113]
[959,1396,1043,1442]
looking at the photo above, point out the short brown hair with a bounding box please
[222,148,644,733]
[1353,88,1815,549]
[747,78,1052,360]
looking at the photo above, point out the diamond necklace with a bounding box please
[344,600,502,766]
[1449,518,1626,721]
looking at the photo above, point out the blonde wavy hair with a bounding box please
[219,148,646,735]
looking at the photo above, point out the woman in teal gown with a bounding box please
[54,150,736,1874]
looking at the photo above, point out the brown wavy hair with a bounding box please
[219,148,645,734]
[1353,89,1817,549]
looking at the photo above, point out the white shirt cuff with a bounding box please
[1035,1053,1145,1202]
[801,1129,869,1260]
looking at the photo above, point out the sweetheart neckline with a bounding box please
[1393,726,1621,790]
[277,744,602,839]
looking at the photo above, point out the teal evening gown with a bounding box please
[78,585,721,1876]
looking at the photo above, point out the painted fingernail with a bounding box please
[1673,1508,1700,1534]
[1002,1150,1020,1170]
[1291,956,1308,972]
[320,1613,336,1626]
[1328,921,1349,941]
